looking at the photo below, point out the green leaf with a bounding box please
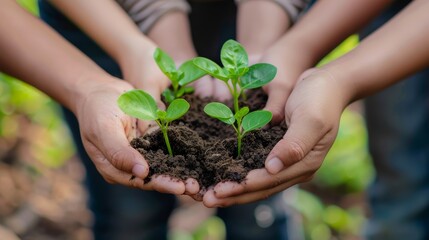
[157,109,167,119]
[117,90,158,120]
[204,102,235,125]
[176,88,185,98]
[221,40,248,76]
[242,110,272,133]
[240,63,277,89]
[153,48,178,81]
[178,60,207,86]
[193,57,229,81]
[165,98,190,121]
[183,86,195,94]
[234,106,249,122]
[162,88,175,103]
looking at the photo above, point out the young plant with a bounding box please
[117,89,190,156]
[204,103,272,156]
[194,39,276,156]
[193,39,277,114]
[154,48,206,103]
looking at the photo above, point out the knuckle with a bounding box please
[302,158,322,173]
[287,140,306,162]
[109,149,127,171]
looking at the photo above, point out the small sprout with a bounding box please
[154,48,206,102]
[196,40,276,156]
[204,102,272,156]
[193,39,276,113]
[117,89,190,156]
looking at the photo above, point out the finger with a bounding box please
[193,75,214,98]
[203,174,312,207]
[213,80,232,101]
[184,178,200,195]
[85,141,149,187]
[86,119,150,179]
[263,82,291,124]
[149,175,186,195]
[264,111,328,175]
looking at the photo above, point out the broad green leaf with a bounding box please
[165,99,190,121]
[204,102,235,124]
[234,106,249,122]
[153,48,178,80]
[162,88,175,103]
[178,60,207,86]
[242,110,272,133]
[240,63,277,89]
[193,57,229,81]
[221,40,248,76]
[117,90,158,120]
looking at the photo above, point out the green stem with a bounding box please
[161,125,173,156]
[237,133,243,157]
[232,79,240,114]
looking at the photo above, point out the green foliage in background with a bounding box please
[0,1,73,168]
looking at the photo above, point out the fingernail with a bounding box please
[266,157,284,174]
[132,164,147,178]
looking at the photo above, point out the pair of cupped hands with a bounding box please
[75,45,345,208]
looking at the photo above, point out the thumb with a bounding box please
[95,123,150,179]
[264,112,327,175]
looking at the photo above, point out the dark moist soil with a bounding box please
[131,89,287,189]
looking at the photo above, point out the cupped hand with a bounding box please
[74,78,200,195]
[202,69,348,207]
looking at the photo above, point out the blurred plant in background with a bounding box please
[0,1,374,239]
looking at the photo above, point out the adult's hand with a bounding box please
[202,69,347,207]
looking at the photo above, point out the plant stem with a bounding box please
[231,78,240,114]
[237,133,243,157]
[161,126,173,156]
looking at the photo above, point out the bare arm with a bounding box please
[322,0,429,102]
[268,0,391,115]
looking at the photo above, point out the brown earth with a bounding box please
[131,89,287,189]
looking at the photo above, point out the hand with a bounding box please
[74,78,199,195]
[202,69,347,207]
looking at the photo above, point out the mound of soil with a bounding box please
[131,89,287,189]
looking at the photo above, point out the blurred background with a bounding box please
[0,1,374,240]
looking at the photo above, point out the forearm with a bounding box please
[147,11,197,63]
[47,0,156,67]
[0,0,114,114]
[321,0,429,104]
[275,0,392,67]
[237,0,291,58]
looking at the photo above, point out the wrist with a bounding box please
[70,71,125,116]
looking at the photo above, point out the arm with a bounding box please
[244,0,392,123]
[47,0,169,98]
[202,0,429,207]
[0,0,192,195]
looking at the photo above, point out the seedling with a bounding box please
[195,40,276,156]
[117,89,190,156]
[154,48,206,103]
[204,103,272,156]
[193,39,277,113]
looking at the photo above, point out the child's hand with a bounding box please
[75,78,200,195]
[201,69,347,207]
